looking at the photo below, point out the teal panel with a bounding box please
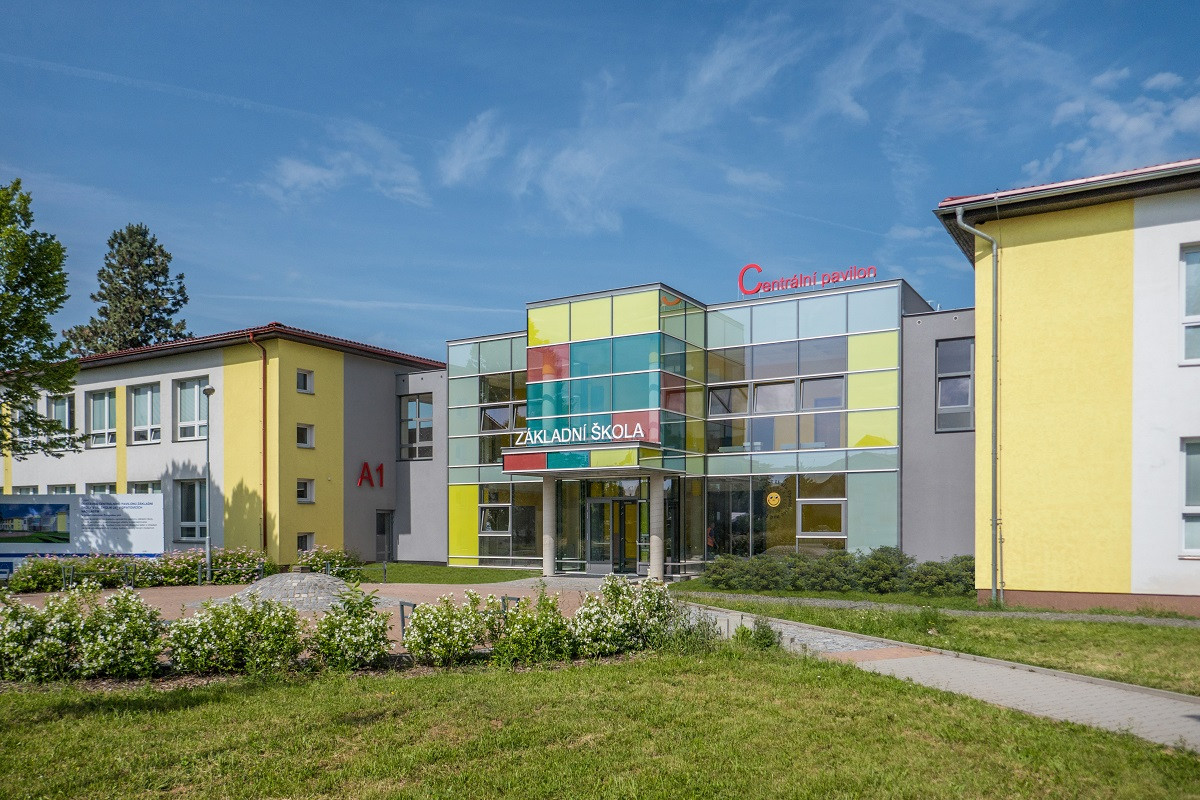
[571,377,611,414]
[448,407,477,436]
[612,372,658,411]
[846,472,898,552]
[570,339,612,377]
[547,451,589,469]
[847,448,899,471]
[612,333,660,373]
[448,377,478,407]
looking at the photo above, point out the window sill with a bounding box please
[129,439,162,446]
[177,436,209,443]
[297,499,315,505]
[1179,555,1200,561]
[87,443,117,450]
[1180,360,1200,368]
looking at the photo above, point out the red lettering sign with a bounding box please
[357,462,384,488]
[739,263,878,295]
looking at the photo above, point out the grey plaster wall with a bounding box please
[900,309,975,562]
[393,369,448,563]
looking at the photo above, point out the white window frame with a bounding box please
[935,338,975,432]
[296,369,314,394]
[176,378,210,440]
[1183,250,1200,364]
[130,383,162,443]
[86,389,118,447]
[296,424,315,449]
[11,486,37,495]
[128,481,162,494]
[399,393,434,460]
[86,483,117,494]
[177,479,207,540]
[1184,439,1200,555]
[297,479,315,504]
[47,394,75,441]
[48,484,75,495]
[297,532,315,553]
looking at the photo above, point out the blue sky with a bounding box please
[5,1,1200,360]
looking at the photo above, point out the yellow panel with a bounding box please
[684,384,704,418]
[847,371,898,409]
[448,484,479,565]
[847,410,897,448]
[592,448,637,467]
[570,297,612,340]
[685,419,705,452]
[847,331,898,371]
[114,385,127,492]
[276,340,345,564]
[2,450,10,494]
[972,200,1133,595]
[223,342,269,554]
[612,290,660,336]
[527,304,570,346]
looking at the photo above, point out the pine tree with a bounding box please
[0,178,81,457]
[64,223,190,355]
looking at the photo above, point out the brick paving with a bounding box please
[691,602,1200,751]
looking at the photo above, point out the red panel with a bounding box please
[504,451,547,472]
[612,410,658,443]
[660,372,686,413]
[526,344,570,382]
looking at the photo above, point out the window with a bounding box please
[1185,251,1200,361]
[936,339,974,431]
[86,483,117,494]
[176,379,209,440]
[178,480,207,539]
[800,377,846,410]
[1185,441,1200,553]
[48,484,75,495]
[297,533,315,553]
[399,393,434,460]
[753,382,796,414]
[799,473,847,546]
[86,390,117,446]
[297,369,314,393]
[296,424,315,448]
[709,385,749,416]
[297,479,315,503]
[130,384,161,443]
[128,481,162,494]
[11,486,37,495]
[47,395,75,434]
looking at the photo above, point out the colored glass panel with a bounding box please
[612,333,659,373]
[753,382,796,414]
[707,454,752,475]
[847,471,898,550]
[707,306,751,348]
[504,451,547,472]
[685,349,705,382]
[613,372,658,411]
[512,337,528,371]
[527,344,570,382]
[800,336,848,375]
[448,407,476,436]
[800,503,843,535]
[570,297,613,340]
[448,484,479,562]
[797,293,847,338]
[592,448,637,467]
[612,409,658,441]
[750,342,798,379]
[479,373,512,403]
[706,419,748,453]
[478,338,512,373]
[798,449,847,472]
[685,307,706,347]
[708,347,747,383]
[447,343,479,376]
[848,287,899,332]
[708,385,749,416]
[611,290,658,336]
[528,304,570,346]
[847,448,898,470]
[571,338,612,377]
[752,452,798,473]
[799,412,846,449]
[547,451,589,469]
[448,377,477,406]
[847,331,899,371]
[752,300,798,343]
[751,415,798,451]
[448,467,479,484]
[449,437,478,466]
[847,371,897,409]
[801,377,846,410]
[847,409,898,447]
[571,377,611,414]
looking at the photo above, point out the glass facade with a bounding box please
[447,281,912,574]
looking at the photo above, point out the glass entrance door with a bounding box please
[586,499,639,574]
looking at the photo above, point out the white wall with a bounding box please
[1131,191,1200,594]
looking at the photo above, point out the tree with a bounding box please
[64,223,189,354]
[0,179,80,458]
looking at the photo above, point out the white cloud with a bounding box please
[256,121,426,206]
[439,110,509,186]
[1091,67,1130,89]
[1144,72,1185,91]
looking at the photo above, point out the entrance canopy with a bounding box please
[501,442,682,481]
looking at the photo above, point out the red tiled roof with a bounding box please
[78,322,445,369]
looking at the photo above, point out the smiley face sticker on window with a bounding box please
[766,491,781,508]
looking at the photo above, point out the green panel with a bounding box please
[797,450,847,472]
[592,448,637,467]
[612,291,659,336]
[685,306,706,347]
[447,343,479,376]
[752,451,798,473]
[612,333,659,373]
[847,331,899,371]
[847,472,898,551]
[612,372,658,411]
[661,308,686,341]
[847,410,898,448]
[449,437,479,466]
[847,370,898,409]
[478,338,512,373]
[570,297,613,340]
[511,337,528,371]
[847,448,898,471]
[478,465,505,483]
[528,304,570,346]
[707,454,752,475]
[448,467,479,484]
[547,451,589,469]
[448,377,478,407]
[448,407,477,436]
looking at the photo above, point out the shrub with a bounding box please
[78,588,165,679]
[857,547,915,594]
[732,616,782,650]
[167,595,304,674]
[701,555,741,590]
[732,555,791,591]
[8,557,64,593]
[403,591,485,667]
[211,547,275,584]
[0,587,87,682]
[310,586,392,670]
[294,546,362,579]
[490,590,572,668]
[802,550,860,592]
[568,576,680,658]
[910,555,975,597]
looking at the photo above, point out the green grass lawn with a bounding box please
[1,650,1196,799]
[670,579,987,610]
[682,595,1200,696]
[358,563,540,584]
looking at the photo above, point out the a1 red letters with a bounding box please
[357,462,384,488]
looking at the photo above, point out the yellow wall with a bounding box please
[973,201,1134,594]
[275,341,345,563]
[222,343,269,552]
[447,484,479,565]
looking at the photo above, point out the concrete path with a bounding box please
[691,602,1200,752]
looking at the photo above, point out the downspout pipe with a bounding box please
[954,207,1002,605]
[248,332,269,553]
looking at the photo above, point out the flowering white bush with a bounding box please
[78,588,165,679]
[310,586,392,670]
[167,594,303,674]
[0,587,87,682]
[568,576,679,658]
[294,546,362,578]
[403,590,485,667]
[490,591,572,668]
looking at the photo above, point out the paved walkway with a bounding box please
[680,590,1200,629]
[690,602,1200,751]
